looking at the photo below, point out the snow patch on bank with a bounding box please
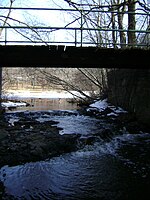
[88,99,108,112]
[87,99,127,116]
[2,101,27,108]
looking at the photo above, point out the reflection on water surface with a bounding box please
[13,98,79,111]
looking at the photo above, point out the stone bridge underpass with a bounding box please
[0,45,149,68]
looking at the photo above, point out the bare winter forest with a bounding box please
[3,68,108,100]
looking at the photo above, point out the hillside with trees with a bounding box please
[2,67,108,101]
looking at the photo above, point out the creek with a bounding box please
[0,98,150,200]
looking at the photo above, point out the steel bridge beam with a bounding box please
[0,45,149,68]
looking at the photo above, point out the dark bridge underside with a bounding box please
[0,45,149,68]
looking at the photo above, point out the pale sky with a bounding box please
[0,0,149,46]
[0,0,78,44]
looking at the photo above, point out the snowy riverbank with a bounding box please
[3,90,91,99]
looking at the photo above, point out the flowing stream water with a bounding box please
[1,99,150,200]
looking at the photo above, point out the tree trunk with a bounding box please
[127,0,136,46]
[117,0,126,48]
[111,11,117,48]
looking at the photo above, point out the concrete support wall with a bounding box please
[107,69,150,126]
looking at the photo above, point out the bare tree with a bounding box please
[0,0,15,36]
[1,1,150,107]
[116,0,127,47]
[9,67,108,101]
[127,0,136,46]
[62,0,149,47]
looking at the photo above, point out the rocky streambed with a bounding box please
[0,112,81,168]
[0,104,150,199]
[0,106,148,168]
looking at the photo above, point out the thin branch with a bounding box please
[77,68,103,89]
[0,15,49,45]
[37,68,93,100]
[0,0,14,36]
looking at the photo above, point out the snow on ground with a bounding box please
[107,112,119,117]
[87,99,127,115]
[3,90,91,99]
[2,90,128,116]
[89,99,108,111]
[1,90,90,109]
[2,101,27,108]
[109,106,128,114]
[8,117,20,126]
